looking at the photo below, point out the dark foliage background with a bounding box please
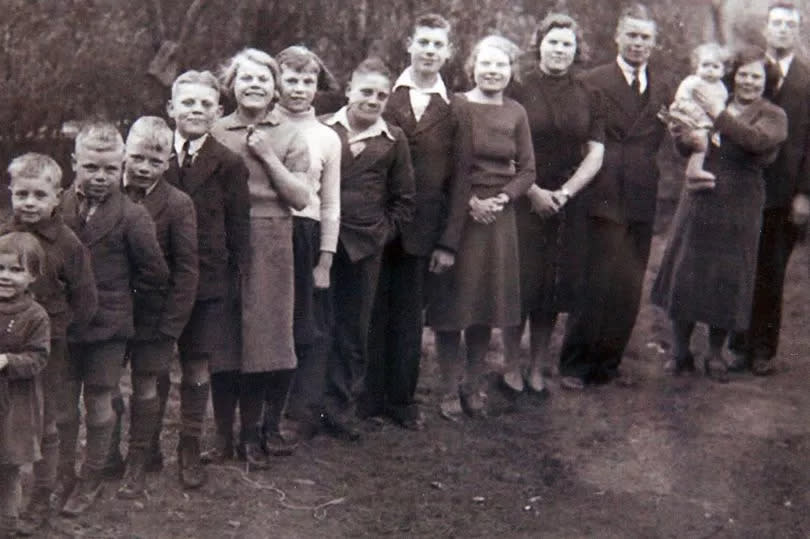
[0,0,804,206]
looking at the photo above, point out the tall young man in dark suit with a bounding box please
[365,13,458,429]
[559,3,674,389]
[729,1,810,375]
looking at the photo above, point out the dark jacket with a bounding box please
[327,120,415,262]
[764,57,810,208]
[166,135,250,300]
[383,88,460,257]
[126,180,199,341]
[0,294,50,465]
[0,214,97,340]
[61,187,169,342]
[580,61,675,223]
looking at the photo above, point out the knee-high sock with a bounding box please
[129,397,161,454]
[180,382,209,440]
[33,429,59,491]
[82,420,115,478]
[210,371,239,440]
[263,370,294,435]
[0,464,21,534]
[239,374,266,443]
[151,371,171,451]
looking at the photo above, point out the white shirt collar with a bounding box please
[393,67,450,103]
[325,106,395,144]
[616,55,648,92]
[122,176,160,195]
[173,131,208,163]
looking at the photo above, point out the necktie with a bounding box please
[631,68,641,95]
[181,139,194,170]
[776,62,785,92]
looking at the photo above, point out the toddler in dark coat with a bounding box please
[0,232,50,539]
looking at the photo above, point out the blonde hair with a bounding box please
[7,152,62,187]
[219,48,279,99]
[171,70,221,100]
[691,42,731,72]
[0,231,45,279]
[465,35,522,83]
[127,116,173,156]
[75,121,124,155]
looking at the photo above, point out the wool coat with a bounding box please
[0,294,50,465]
[61,187,169,343]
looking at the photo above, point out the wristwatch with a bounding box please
[558,186,572,203]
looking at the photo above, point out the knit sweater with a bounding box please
[276,105,342,253]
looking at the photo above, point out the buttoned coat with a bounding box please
[329,121,415,262]
[128,179,199,341]
[0,295,50,465]
[580,62,675,223]
[61,187,169,342]
[383,88,459,256]
[764,57,810,208]
[0,215,97,340]
[165,135,250,300]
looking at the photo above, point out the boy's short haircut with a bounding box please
[691,42,731,71]
[7,152,63,187]
[277,45,339,92]
[127,116,173,156]
[171,70,221,100]
[413,13,452,35]
[0,231,46,278]
[351,57,393,83]
[768,1,799,14]
[75,121,125,155]
[220,48,279,99]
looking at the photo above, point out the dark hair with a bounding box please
[530,12,588,64]
[727,44,781,98]
[413,13,452,35]
[351,57,393,82]
[768,1,800,13]
[617,3,656,30]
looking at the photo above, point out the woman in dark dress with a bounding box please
[508,14,604,395]
[652,45,787,382]
[428,35,535,418]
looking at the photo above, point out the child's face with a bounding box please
[0,252,34,301]
[277,65,317,114]
[696,52,725,83]
[72,145,124,200]
[473,45,512,94]
[167,83,222,140]
[345,72,391,128]
[124,135,171,190]
[9,175,61,224]
[408,26,451,77]
[233,59,276,113]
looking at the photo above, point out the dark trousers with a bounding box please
[325,243,382,419]
[365,239,426,421]
[560,217,653,381]
[287,218,333,424]
[730,207,799,361]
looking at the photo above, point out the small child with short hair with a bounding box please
[1,153,97,535]
[0,231,51,539]
[59,121,169,517]
[116,116,198,499]
[665,42,730,190]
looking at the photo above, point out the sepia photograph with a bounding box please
[0,0,808,537]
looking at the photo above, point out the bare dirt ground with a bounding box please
[29,233,810,538]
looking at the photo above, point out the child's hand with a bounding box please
[528,188,560,217]
[693,86,725,119]
[246,129,279,162]
[313,263,331,290]
[468,196,501,224]
[0,354,8,371]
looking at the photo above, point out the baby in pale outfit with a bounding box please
[668,43,730,189]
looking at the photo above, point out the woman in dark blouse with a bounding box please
[428,35,535,418]
[652,45,787,381]
[508,14,604,394]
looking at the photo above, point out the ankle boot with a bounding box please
[177,435,207,489]
[239,426,269,470]
[117,449,147,499]
[103,398,126,478]
[17,487,52,536]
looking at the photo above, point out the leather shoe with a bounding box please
[751,357,775,376]
[320,413,361,442]
[177,436,207,489]
[61,477,103,517]
[560,376,585,390]
[727,353,750,373]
